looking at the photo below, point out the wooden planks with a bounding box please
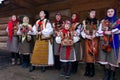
[0,17,8,50]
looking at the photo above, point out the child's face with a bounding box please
[89,11,96,19]
[65,24,70,30]
[56,15,61,21]
[39,11,45,18]
[23,17,29,23]
[72,14,76,20]
[107,9,115,17]
[11,15,16,21]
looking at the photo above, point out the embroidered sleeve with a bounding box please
[27,24,33,35]
[17,24,22,35]
[76,24,84,36]
[81,20,87,38]
[73,36,80,43]
[112,20,120,34]
[81,30,86,39]
[31,25,37,35]
[96,23,103,36]
[42,22,53,36]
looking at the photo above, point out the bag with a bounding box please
[61,38,73,46]
[40,35,51,40]
[101,44,112,53]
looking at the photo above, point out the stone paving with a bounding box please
[0,49,119,80]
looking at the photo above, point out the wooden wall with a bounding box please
[0,0,119,24]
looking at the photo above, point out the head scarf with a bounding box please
[8,17,19,42]
[105,8,118,23]
[71,13,79,23]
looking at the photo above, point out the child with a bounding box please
[56,20,79,79]
[18,16,33,68]
[6,15,20,65]
[52,12,64,70]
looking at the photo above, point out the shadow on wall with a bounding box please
[0,49,11,69]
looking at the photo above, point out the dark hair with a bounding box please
[12,14,16,17]
[87,9,96,18]
[39,10,49,19]
[44,10,49,19]
[89,9,96,13]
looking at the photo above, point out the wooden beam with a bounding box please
[35,0,70,13]
[0,7,31,18]
[70,0,115,12]
[11,0,34,8]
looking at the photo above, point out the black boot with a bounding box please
[60,62,67,77]
[89,63,95,77]
[71,61,79,74]
[41,66,46,72]
[29,66,35,72]
[22,55,30,68]
[54,55,61,70]
[103,69,110,80]
[65,62,72,79]
[109,70,115,80]
[84,63,90,76]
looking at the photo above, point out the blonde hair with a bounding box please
[23,16,29,23]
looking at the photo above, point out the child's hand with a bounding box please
[37,31,41,35]
[86,35,92,40]
[92,35,96,39]
[105,31,112,35]
[57,32,62,36]
[73,31,77,36]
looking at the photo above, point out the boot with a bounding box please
[71,61,79,74]
[16,58,21,65]
[103,69,110,80]
[109,70,115,80]
[29,66,35,72]
[65,62,72,79]
[60,62,67,77]
[54,55,61,70]
[22,61,29,68]
[89,63,95,77]
[16,53,20,65]
[11,58,15,65]
[84,63,90,76]
[11,52,16,65]
[22,55,29,68]
[41,66,46,72]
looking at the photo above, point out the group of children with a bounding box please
[6,8,120,80]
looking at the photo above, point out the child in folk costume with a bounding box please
[82,9,99,77]
[30,10,54,72]
[56,20,80,79]
[70,13,83,73]
[6,15,20,65]
[97,8,120,80]
[18,16,33,68]
[52,12,64,70]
